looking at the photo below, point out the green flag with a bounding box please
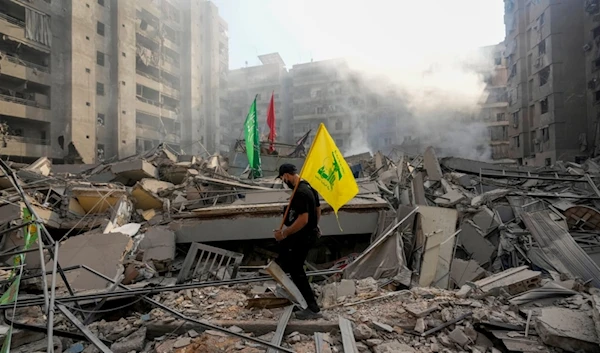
[243,97,262,178]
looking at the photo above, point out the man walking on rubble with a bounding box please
[273,163,322,320]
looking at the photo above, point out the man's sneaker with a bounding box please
[294,308,323,320]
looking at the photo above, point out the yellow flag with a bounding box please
[299,123,359,217]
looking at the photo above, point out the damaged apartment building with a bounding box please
[290,59,402,152]
[0,0,228,164]
[224,53,292,152]
[477,43,511,161]
[504,0,592,166]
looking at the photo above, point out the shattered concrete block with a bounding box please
[353,324,374,340]
[448,327,470,347]
[374,341,415,353]
[414,318,426,334]
[139,227,176,265]
[47,231,132,291]
[111,159,158,184]
[173,336,191,349]
[536,307,600,352]
[338,279,357,298]
[451,259,486,287]
[372,321,393,333]
[456,285,472,298]
[110,327,146,353]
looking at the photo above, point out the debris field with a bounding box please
[1,144,600,352]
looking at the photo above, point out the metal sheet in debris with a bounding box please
[522,210,600,288]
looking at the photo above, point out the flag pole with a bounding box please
[277,125,319,231]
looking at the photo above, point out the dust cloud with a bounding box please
[272,0,504,160]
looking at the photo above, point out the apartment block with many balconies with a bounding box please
[0,0,227,163]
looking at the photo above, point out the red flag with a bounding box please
[267,92,276,152]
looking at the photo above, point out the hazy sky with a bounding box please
[213,0,507,70]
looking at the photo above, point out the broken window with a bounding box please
[97,113,105,126]
[513,136,520,148]
[97,144,105,160]
[97,21,105,36]
[539,66,550,86]
[316,106,324,114]
[542,127,549,142]
[545,158,552,166]
[335,120,342,130]
[96,82,105,96]
[540,97,549,114]
[539,12,545,26]
[494,56,502,66]
[96,51,104,66]
[512,111,519,128]
[496,113,506,121]
[538,39,546,56]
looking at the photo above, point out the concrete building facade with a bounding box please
[504,0,589,165]
[478,43,510,160]
[225,53,291,151]
[290,59,363,151]
[0,0,227,164]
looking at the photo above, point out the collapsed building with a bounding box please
[1,144,600,352]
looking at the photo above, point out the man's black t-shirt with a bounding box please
[284,181,320,240]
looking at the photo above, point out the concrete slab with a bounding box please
[139,227,176,264]
[450,259,486,287]
[423,146,443,181]
[417,206,458,289]
[472,207,499,234]
[111,160,158,184]
[493,205,514,223]
[474,266,541,295]
[71,187,128,214]
[0,203,21,225]
[458,221,496,265]
[536,307,600,353]
[47,231,132,291]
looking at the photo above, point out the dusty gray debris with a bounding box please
[173,336,192,349]
[448,327,471,347]
[374,340,416,353]
[110,326,146,353]
[353,323,374,340]
[372,321,394,333]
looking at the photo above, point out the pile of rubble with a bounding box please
[2,143,600,352]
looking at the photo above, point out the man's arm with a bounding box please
[313,189,321,224]
[283,212,308,238]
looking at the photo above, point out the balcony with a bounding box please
[136,124,180,144]
[160,83,179,100]
[160,57,180,75]
[136,71,160,91]
[0,51,50,84]
[0,136,51,157]
[163,37,179,52]
[0,13,48,52]
[0,93,50,122]
[136,96,161,117]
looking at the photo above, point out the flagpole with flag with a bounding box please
[279,123,359,230]
[243,95,262,179]
[266,91,276,153]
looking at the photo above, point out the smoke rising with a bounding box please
[272,0,505,160]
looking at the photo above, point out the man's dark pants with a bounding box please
[276,231,319,312]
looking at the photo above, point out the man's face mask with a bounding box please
[283,175,294,190]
